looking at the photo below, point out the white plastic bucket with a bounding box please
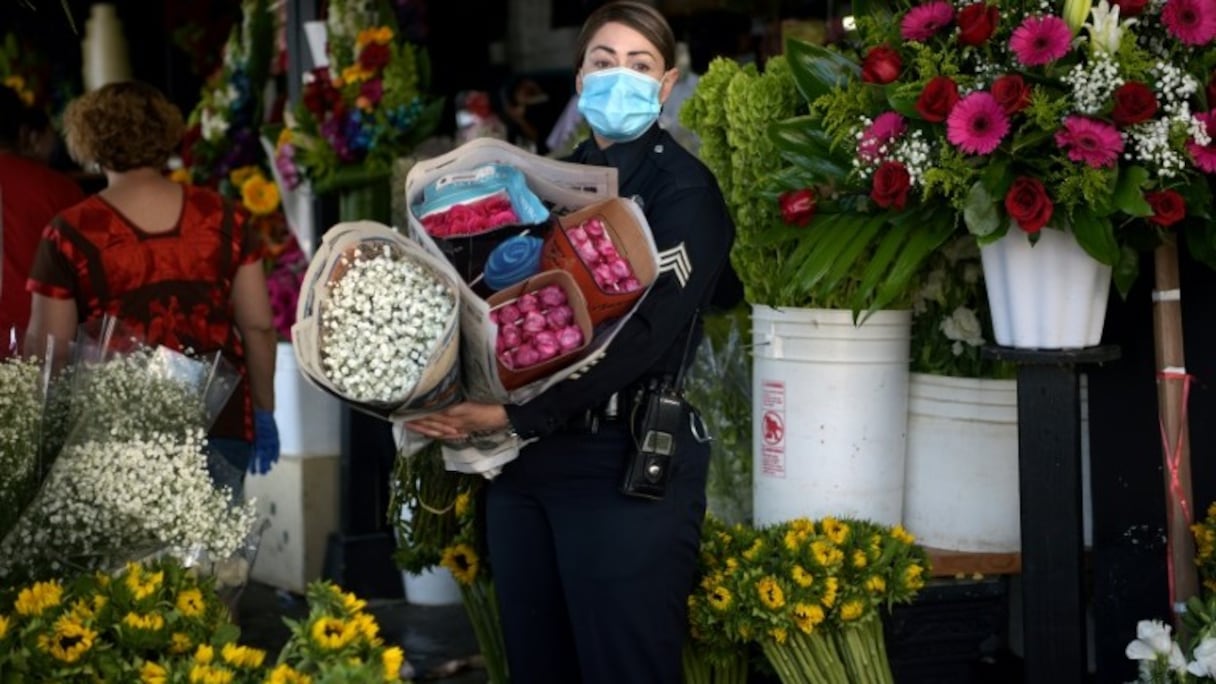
[274,341,342,456]
[980,227,1112,349]
[402,567,463,606]
[751,305,911,527]
[903,374,1020,552]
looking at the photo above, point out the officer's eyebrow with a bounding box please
[589,45,657,60]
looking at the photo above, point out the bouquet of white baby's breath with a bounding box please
[0,356,46,542]
[0,337,257,585]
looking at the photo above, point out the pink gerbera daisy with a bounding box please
[1187,110,1216,173]
[1162,0,1216,46]
[1009,15,1073,66]
[858,112,908,162]
[946,92,1010,155]
[1054,116,1124,169]
[901,2,956,41]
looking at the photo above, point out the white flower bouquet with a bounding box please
[0,324,257,586]
[292,220,464,419]
[0,355,48,544]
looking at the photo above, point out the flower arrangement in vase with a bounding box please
[779,0,1216,305]
[271,0,443,197]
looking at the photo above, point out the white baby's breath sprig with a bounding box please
[0,357,45,541]
[320,243,456,403]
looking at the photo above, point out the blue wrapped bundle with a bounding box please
[484,234,544,291]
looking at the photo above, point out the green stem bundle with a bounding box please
[461,576,509,684]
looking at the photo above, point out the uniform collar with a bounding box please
[577,124,665,190]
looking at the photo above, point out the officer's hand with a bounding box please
[250,409,280,474]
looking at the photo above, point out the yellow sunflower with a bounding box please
[821,577,839,608]
[177,588,206,618]
[240,175,281,216]
[793,602,826,634]
[707,585,733,612]
[38,614,97,664]
[0,614,9,640]
[891,525,916,545]
[125,566,164,601]
[189,664,235,684]
[221,642,266,669]
[852,549,868,568]
[811,540,843,567]
[454,492,472,519]
[756,576,786,611]
[440,543,480,586]
[194,644,216,664]
[769,626,789,645]
[341,590,368,615]
[821,517,849,545]
[140,661,169,684]
[16,580,64,616]
[169,632,194,654]
[229,165,262,188]
[866,575,887,594]
[904,563,926,590]
[791,565,814,588]
[742,538,764,561]
[267,664,314,684]
[382,646,405,681]
[311,616,358,650]
[123,611,166,631]
[839,599,866,622]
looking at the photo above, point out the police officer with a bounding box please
[406,3,740,681]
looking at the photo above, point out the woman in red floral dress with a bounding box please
[25,81,279,492]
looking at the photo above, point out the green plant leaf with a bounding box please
[861,209,956,317]
[1112,245,1140,299]
[1112,165,1153,217]
[783,213,849,298]
[752,217,813,248]
[1071,210,1119,266]
[785,38,860,105]
[820,214,888,294]
[980,160,1013,199]
[963,182,1001,237]
[885,85,922,119]
[770,116,852,181]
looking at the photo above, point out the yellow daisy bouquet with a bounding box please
[687,515,929,684]
[0,557,408,682]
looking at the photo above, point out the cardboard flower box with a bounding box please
[486,270,593,390]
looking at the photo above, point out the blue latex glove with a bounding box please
[250,409,280,474]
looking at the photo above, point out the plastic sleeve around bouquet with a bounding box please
[0,317,258,585]
[292,220,465,422]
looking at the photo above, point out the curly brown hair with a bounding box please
[62,81,184,172]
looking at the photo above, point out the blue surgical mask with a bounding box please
[577,67,663,143]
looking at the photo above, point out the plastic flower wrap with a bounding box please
[0,320,257,586]
[273,0,443,195]
[767,0,1216,308]
[293,221,463,419]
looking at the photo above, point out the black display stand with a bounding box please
[983,344,1121,683]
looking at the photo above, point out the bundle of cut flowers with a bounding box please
[490,284,585,371]
[1126,590,1216,683]
[564,215,644,294]
[909,236,1014,379]
[0,556,411,682]
[272,0,443,195]
[685,515,929,684]
[0,356,47,545]
[772,0,1216,308]
[419,194,521,238]
[0,344,257,586]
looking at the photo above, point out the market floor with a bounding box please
[236,580,489,683]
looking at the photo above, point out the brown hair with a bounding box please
[574,1,676,72]
[62,81,184,172]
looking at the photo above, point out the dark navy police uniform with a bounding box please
[487,123,741,684]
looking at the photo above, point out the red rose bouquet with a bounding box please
[773,0,1216,301]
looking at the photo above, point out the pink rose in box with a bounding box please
[493,281,585,371]
[565,216,643,294]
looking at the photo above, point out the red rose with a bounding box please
[991,75,1032,115]
[359,43,391,71]
[870,161,912,210]
[779,189,816,226]
[1111,0,1149,16]
[1111,82,1159,128]
[916,76,961,122]
[861,46,902,85]
[957,3,1000,46]
[1004,177,1054,233]
[1146,189,1186,227]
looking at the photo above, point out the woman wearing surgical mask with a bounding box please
[405,3,741,681]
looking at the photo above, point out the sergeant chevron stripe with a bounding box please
[656,243,691,288]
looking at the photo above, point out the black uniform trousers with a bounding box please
[485,419,710,684]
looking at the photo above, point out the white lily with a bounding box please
[1127,620,1189,677]
[1083,0,1136,55]
[1062,0,1093,34]
[1188,637,1216,676]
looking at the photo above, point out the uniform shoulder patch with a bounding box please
[656,243,692,288]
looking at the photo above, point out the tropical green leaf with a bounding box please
[980,161,1013,199]
[770,117,853,181]
[778,216,834,298]
[785,38,860,104]
[820,214,888,294]
[1071,210,1119,266]
[861,210,956,317]
[1111,165,1153,218]
[752,218,813,248]
[782,214,850,298]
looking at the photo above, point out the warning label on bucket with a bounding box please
[761,380,785,477]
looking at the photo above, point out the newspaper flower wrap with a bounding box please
[293,221,464,419]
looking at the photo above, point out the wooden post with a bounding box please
[1152,241,1198,623]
